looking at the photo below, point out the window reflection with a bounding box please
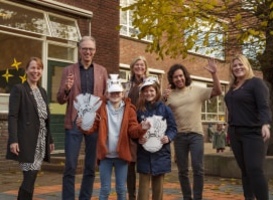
[0,33,42,93]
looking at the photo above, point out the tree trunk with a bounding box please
[259,18,273,155]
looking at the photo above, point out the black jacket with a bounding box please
[6,82,53,163]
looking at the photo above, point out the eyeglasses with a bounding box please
[81,47,96,52]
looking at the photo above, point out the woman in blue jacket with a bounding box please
[136,77,177,200]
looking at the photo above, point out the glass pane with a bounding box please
[0,2,49,35]
[48,44,75,61]
[218,95,225,112]
[207,97,217,112]
[0,33,42,93]
[120,25,127,35]
[49,15,80,41]
[207,114,217,121]
[202,101,206,112]
[120,11,127,25]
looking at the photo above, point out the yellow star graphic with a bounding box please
[2,68,14,82]
[11,58,22,71]
[19,73,27,83]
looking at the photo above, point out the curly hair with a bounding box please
[167,64,192,89]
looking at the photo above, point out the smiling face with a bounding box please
[107,91,124,104]
[232,59,247,80]
[79,39,96,66]
[26,60,43,85]
[142,85,157,103]
[133,59,146,78]
[172,69,186,89]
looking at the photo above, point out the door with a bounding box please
[47,60,73,151]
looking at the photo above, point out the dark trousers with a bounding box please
[174,133,204,200]
[229,126,268,200]
[18,170,38,200]
[127,162,136,200]
[62,123,98,200]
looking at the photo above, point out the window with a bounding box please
[185,19,225,60]
[48,43,75,61]
[0,1,80,41]
[0,33,43,93]
[120,0,153,42]
[242,35,265,69]
[0,1,80,113]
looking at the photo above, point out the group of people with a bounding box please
[6,35,271,200]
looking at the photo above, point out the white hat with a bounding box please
[140,76,159,91]
[107,74,124,92]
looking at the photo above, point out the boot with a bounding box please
[17,187,33,200]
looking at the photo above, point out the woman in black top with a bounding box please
[225,54,271,200]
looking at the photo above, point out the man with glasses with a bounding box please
[57,36,108,200]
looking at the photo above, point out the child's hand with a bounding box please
[161,135,169,144]
[141,120,151,130]
[76,117,82,127]
[138,137,147,144]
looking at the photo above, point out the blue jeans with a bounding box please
[229,126,268,200]
[62,123,98,200]
[99,158,128,200]
[174,132,204,200]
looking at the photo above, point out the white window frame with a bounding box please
[120,0,153,42]
[0,0,81,41]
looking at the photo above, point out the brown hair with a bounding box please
[26,57,44,70]
[137,81,161,111]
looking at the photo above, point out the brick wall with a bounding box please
[120,36,231,88]
[0,114,18,171]
[56,0,120,74]
[0,0,120,172]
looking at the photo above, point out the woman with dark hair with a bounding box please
[164,58,222,200]
[6,57,54,200]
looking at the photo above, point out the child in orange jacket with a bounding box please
[77,74,150,200]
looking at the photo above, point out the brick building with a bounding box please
[0,0,235,172]
[0,0,120,171]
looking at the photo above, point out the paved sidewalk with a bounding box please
[1,165,273,200]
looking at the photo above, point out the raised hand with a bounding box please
[204,58,217,74]
[65,72,74,91]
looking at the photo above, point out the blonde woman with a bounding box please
[225,54,271,200]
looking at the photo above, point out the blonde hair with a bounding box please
[229,54,254,87]
[130,56,149,81]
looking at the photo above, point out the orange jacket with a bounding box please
[86,97,147,162]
